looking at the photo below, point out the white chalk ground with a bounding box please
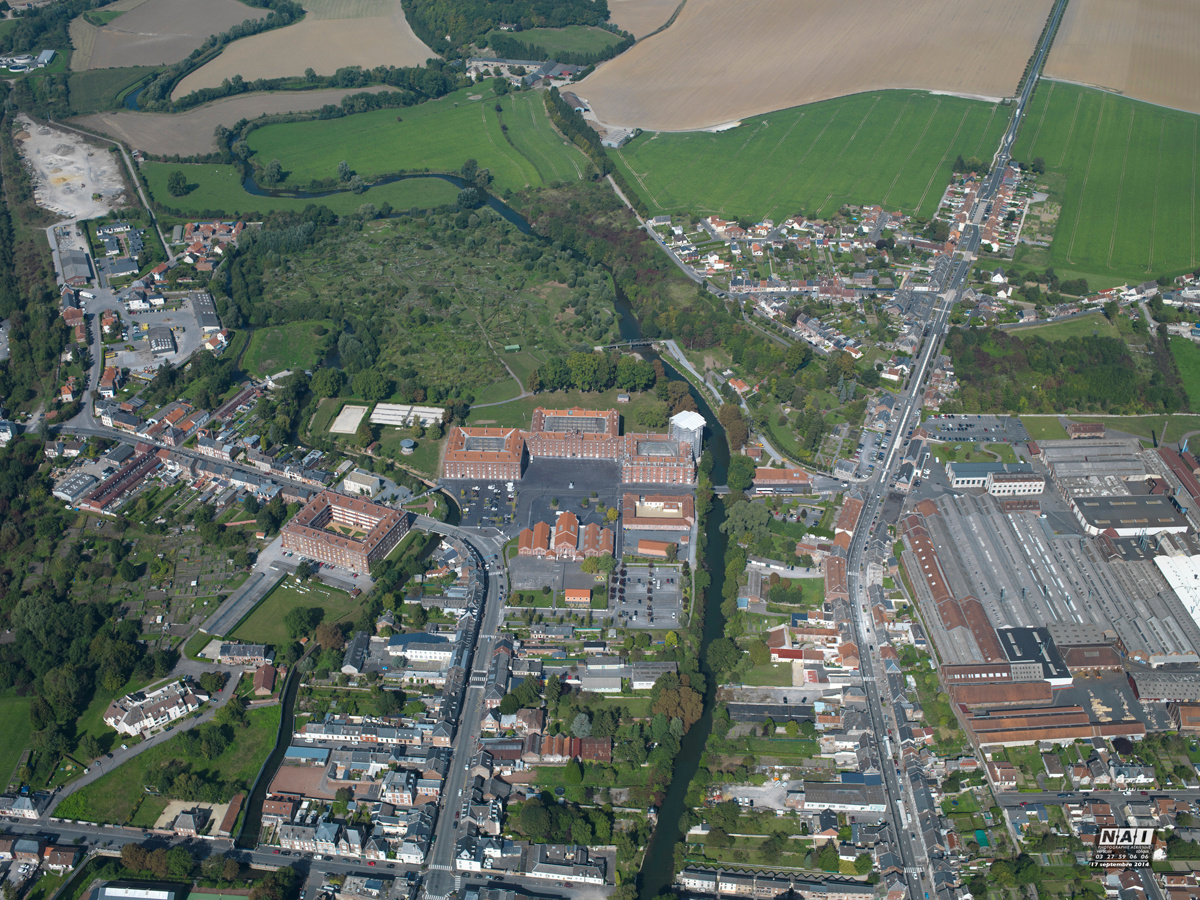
[153,798,231,831]
[13,115,127,218]
[330,404,369,434]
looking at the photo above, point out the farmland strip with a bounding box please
[844,98,911,199]
[1105,106,1135,269]
[718,111,807,216]
[882,99,940,209]
[1066,93,1106,263]
[1193,121,1197,267]
[914,105,971,215]
[1058,90,1083,167]
[1024,79,1055,157]
[755,103,843,220]
[1146,118,1164,272]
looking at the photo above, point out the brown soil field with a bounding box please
[171,0,434,100]
[578,0,1054,131]
[1043,0,1200,115]
[78,0,265,70]
[72,86,389,156]
[608,0,682,38]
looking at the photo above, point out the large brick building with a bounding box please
[442,427,525,480]
[442,407,695,485]
[282,491,410,573]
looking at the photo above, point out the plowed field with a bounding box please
[1044,0,1200,115]
[577,0,1055,130]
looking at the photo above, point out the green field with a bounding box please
[231,576,363,646]
[0,694,32,786]
[742,662,793,687]
[141,162,460,217]
[243,319,333,376]
[1172,337,1200,410]
[1009,312,1119,342]
[488,25,624,55]
[1012,81,1200,285]
[54,705,280,824]
[611,90,1009,221]
[1020,416,1069,440]
[68,66,161,115]
[245,85,592,194]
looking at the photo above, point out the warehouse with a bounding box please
[1071,495,1189,537]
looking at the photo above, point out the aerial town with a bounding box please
[0,3,1199,900]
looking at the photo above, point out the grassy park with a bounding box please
[1011,81,1200,285]
[231,576,363,647]
[243,319,335,377]
[142,162,460,217]
[1010,312,1119,342]
[54,705,280,824]
[0,694,32,785]
[1171,336,1200,410]
[611,90,1009,221]
[245,85,592,194]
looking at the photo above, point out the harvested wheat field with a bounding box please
[579,0,1054,131]
[74,86,389,156]
[608,0,681,38]
[74,0,264,70]
[172,0,434,100]
[1044,0,1200,115]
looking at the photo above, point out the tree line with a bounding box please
[488,28,632,67]
[402,0,611,53]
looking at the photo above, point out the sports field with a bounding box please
[1011,81,1199,284]
[141,161,460,216]
[246,85,592,193]
[611,91,1008,220]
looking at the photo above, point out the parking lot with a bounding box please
[103,303,205,375]
[447,480,516,530]
[508,555,602,597]
[923,413,1029,444]
[609,562,682,630]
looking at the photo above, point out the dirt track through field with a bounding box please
[577,0,1054,130]
[1045,0,1200,115]
[80,0,264,69]
[172,0,434,99]
[72,86,389,156]
[608,0,681,37]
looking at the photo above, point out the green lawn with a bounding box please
[24,870,68,900]
[611,89,1009,221]
[742,662,793,687]
[1010,312,1119,342]
[242,319,334,377]
[468,388,665,429]
[0,694,32,786]
[231,576,363,646]
[54,705,280,824]
[1012,80,1200,285]
[246,84,593,194]
[987,443,1018,463]
[1171,336,1200,410]
[1021,416,1069,440]
[742,737,818,759]
[489,25,625,55]
[142,162,461,217]
[68,66,161,114]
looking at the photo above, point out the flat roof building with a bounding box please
[1071,495,1189,536]
[282,491,410,573]
[443,426,525,480]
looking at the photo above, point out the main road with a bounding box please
[841,0,1071,891]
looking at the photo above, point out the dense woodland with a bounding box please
[403,0,611,52]
[944,326,1188,414]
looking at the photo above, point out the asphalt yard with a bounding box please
[610,562,682,630]
[923,413,1029,443]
